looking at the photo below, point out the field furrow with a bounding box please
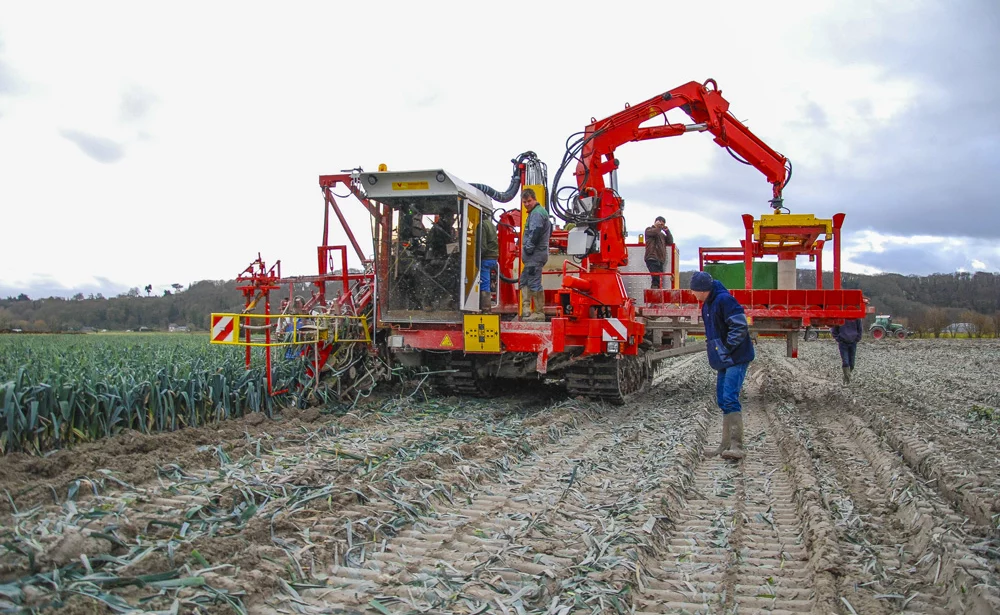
[3,339,1000,614]
[636,405,832,614]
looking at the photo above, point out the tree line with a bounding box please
[803,270,1000,337]
[3,270,999,336]
[0,281,245,332]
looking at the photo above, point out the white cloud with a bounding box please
[0,0,988,296]
[841,231,1000,275]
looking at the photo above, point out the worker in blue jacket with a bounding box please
[690,271,755,460]
[831,318,863,384]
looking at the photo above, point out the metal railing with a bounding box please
[209,313,370,347]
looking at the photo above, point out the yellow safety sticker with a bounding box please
[463,314,500,353]
[391,181,429,191]
[440,334,453,347]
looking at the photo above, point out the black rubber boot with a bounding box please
[843,365,851,385]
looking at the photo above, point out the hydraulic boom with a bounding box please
[551,78,792,271]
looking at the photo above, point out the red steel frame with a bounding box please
[235,256,282,393]
[641,212,865,331]
[232,174,380,396]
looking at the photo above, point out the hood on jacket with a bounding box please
[707,279,730,303]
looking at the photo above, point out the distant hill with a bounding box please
[2,271,998,335]
[804,270,999,320]
[0,280,246,333]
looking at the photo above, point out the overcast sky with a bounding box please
[1,0,997,298]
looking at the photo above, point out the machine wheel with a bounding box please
[895,330,906,339]
[871,326,886,340]
[566,355,649,405]
[803,328,819,341]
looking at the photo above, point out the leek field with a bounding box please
[0,333,306,455]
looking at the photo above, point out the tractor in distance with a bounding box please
[870,314,910,340]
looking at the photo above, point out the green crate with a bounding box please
[704,262,778,290]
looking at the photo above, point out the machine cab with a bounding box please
[358,169,493,322]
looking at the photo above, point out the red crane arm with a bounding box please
[561,79,790,270]
[576,79,789,202]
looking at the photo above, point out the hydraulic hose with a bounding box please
[471,151,539,203]
[471,177,519,203]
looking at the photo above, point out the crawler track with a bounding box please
[566,355,648,404]
[432,357,500,397]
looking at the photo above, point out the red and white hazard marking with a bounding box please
[600,318,628,341]
[212,315,236,343]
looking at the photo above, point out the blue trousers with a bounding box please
[715,362,749,415]
[480,259,497,292]
[838,342,857,369]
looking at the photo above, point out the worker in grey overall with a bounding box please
[519,188,551,321]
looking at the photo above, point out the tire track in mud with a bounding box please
[108,422,488,580]
[842,400,999,530]
[766,345,1000,534]
[758,344,999,613]
[770,342,1000,532]
[0,398,590,612]
[772,399,1000,614]
[260,359,713,614]
[287,428,607,613]
[635,404,837,614]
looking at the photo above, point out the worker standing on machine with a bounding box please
[519,188,551,321]
[831,318,863,384]
[690,271,755,461]
[480,212,499,312]
[644,216,673,289]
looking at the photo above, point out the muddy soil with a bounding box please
[785,338,1000,528]
[1,340,998,614]
[0,405,338,514]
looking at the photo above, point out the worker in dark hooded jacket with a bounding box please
[690,271,755,460]
[830,318,863,384]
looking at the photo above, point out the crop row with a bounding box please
[0,334,309,455]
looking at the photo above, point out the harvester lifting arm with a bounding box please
[551,78,792,269]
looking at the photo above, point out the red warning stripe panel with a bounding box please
[212,315,235,343]
[601,318,628,341]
